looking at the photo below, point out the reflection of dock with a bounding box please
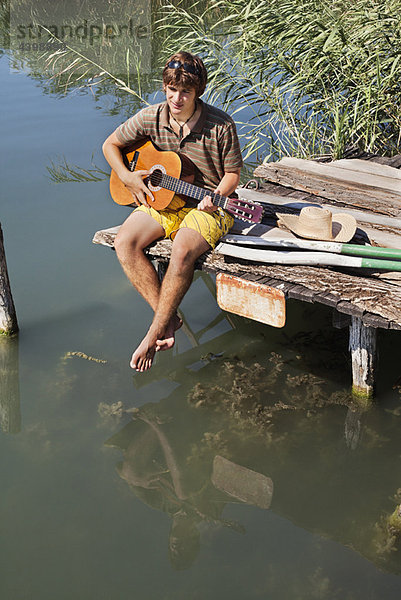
[105,398,274,570]
[94,265,401,573]
[104,351,401,574]
[93,155,401,398]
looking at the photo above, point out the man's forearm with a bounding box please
[103,132,153,205]
[197,170,241,212]
[102,133,131,184]
[215,170,241,197]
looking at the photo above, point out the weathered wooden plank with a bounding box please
[260,157,401,195]
[240,272,263,282]
[332,159,401,180]
[254,162,401,217]
[259,278,291,295]
[92,226,119,248]
[286,189,313,200]
[371,155,401,168]
[281,283,303,299]
[387,156,401,169]
[362,313,390,329]
[189,254,400,326]
[238,187,401,232]
[314,292,341,308]
[93,224,401,328]
[336,300,365,318]
[358,228,401,250]
[208,261,397,325]
[257,180,294,196]
[287,285,315,303]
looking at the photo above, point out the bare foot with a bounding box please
[155,314,183,352]
[130,330,158,372]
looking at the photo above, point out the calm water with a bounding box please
[1,32,401,600]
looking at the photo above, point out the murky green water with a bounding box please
[2,8,401,599]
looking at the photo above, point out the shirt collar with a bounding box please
[160,102,170,128]
[160,99,206,134]
[192,99,206,133]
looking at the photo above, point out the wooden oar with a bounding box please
[223,234,401,259]
[216,242,401,271]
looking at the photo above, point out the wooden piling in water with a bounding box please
[0,224,18,335]
[349,316,377,401]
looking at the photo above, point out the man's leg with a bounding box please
[114,210,165,311]
[115,208,183,353]
[131,228,210,371]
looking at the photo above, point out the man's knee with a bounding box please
[170,244,195,269]
[114,211,165,260]
[114,228,143,260]
[170,230,210,269]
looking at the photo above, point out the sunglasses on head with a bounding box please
[167,60,201,77]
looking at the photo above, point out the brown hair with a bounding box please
[162,51,207,98]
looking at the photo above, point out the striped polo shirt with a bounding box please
[115,100,243,197]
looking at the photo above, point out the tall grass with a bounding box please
[156,0,401,161]
[5,0,400,162]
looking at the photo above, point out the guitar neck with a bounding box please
[158,173,228,209]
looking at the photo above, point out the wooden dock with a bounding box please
[93,154,401,399]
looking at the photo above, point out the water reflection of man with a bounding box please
[108,412,243,570]
[168,511,200,571]
[102,51,242,371]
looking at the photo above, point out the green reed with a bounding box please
[156,0,401,161]
[46,156,109,184]
[6,0,400,163]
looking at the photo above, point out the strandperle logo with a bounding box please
[10,0,151,74]
[15,18,149,47]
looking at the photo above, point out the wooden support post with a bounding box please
[349,316,377,401]
[0,224,18,336]
[156,259,168,282]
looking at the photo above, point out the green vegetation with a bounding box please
[46,156,109,184]
[156,0,401,161]
[4,1,400,162]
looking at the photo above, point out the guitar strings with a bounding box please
[158,172,226,206]
[149,169,261,221]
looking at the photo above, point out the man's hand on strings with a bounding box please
[198,191,219,213]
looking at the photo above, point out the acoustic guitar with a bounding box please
[109,139,263,224]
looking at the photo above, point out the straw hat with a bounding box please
[276,206,357,243]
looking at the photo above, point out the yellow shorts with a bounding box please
[135,195,234,249]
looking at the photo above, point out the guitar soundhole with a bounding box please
[147,164,166,192]
[150,169,162,187]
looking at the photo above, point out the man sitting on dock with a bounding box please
[102,51,243,371]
